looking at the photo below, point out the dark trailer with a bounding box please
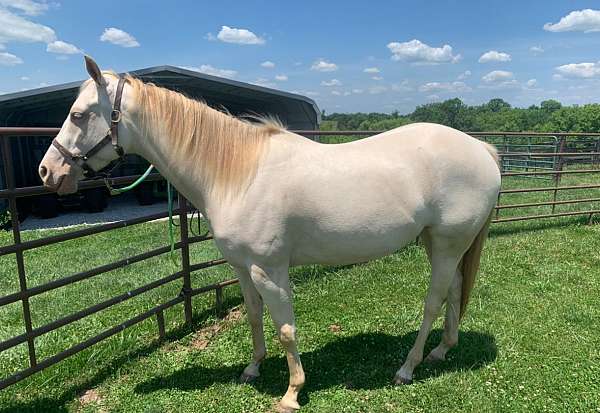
[0,66,320,219]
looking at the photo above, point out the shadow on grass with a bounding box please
[0,294,243,413]
[134,329,497,402]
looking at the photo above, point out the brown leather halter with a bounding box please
[52,77,126,178]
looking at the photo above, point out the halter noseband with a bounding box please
[52,77,127,178]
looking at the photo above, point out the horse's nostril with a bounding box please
[39,165,48,179]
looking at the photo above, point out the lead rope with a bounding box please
[106,164,178,265]
[167,181,177,264]
[104,164,154,195]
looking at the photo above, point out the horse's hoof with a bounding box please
[425,352,445,363]
[277,403,299,413]
[393,375,413,386]
[239,372,259,384]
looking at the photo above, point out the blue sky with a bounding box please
[1,1,600,114]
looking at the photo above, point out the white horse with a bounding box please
[39,57,501,412]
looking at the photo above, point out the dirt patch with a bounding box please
[190,306,244,350]
[329,324,342,333]
[77,389,104,412]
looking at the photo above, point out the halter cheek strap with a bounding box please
[52,77,126,177]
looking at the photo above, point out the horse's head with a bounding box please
[39,56,131,194]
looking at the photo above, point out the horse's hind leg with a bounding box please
[235,266,266,383]
[394,233,464,385]
[425,269,461,362]
[419,230,462,363]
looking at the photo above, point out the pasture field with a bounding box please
[1,168,600,412]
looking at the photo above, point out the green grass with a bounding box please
[1,214,599,412]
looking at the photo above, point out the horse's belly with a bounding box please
[289,222,422,266]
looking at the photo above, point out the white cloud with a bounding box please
[482,70,514,82]
[419,81,471,93]
[0,0,49,16]
[20,76,29,80]
[275,74,287,81]
[0,7,56,46]
[530,46,544,55]
[457,70,471,80]
[215,25,264,45]
[321,79,342,87]
[552,74,565,81]
[363,67,380,73]
[478,50,511,63]
[387,39,461,64]
[555,62,600,78]
[252,77,275,87]
[544,9,600,33]
[427,94,441,101]
[311,59,338,72]
[368,85,387,94]
[331,90,342,96]
[261,60,275,68]
[352,88,364,94]
[372,76,383,81]
[391,80,413,92]
[291,90,319,97]
[526,79,538,88]
[46,40,80,54]
[181,64,237,79]
[100,27,140,48]
[0,51,23,65]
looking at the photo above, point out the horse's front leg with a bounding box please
[234,266,266,383]
[249,263,305,413]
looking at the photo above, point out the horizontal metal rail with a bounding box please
[0,208,181,257]
[493,209,600,223]
[295,130,600,137]
[495,197,600,210]
[0,270,184,353]
[0,295,181,390]
[0,242,184,307]
[500,183,600,194]
[502,169,600,177]
[0,276,238,391]
[0,173,164,199]
[499,152,600,157]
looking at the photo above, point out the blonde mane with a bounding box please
[87,72,284,200]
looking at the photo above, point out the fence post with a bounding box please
[552,137,566,214]
[178,193,193,327]
[215,286,224,318]
[1,137,37,367]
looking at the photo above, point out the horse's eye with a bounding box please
[70,112,85,121]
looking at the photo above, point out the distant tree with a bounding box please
[485,98,511,113]
[321,98,600,133]
[540,100,562,113]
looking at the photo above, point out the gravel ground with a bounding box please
[20,193,170,231]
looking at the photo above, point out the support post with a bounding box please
[1,137,36,367]
[178,193,193,327]
[156,309,166,340]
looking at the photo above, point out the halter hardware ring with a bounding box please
[111,109,122,123]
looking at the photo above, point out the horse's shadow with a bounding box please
[135,329,497,401]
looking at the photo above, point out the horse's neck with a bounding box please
[131,125,212,216]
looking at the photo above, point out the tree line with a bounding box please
[321,98,600,133]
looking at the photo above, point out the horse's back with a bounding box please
[218,123,500,267]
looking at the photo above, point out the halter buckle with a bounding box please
[110,109,122,123]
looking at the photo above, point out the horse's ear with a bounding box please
[84,55,106,86]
